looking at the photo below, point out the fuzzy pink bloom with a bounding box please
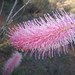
[8,10,75,59]
[3,51,22,75]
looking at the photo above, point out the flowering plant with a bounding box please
[3,10,75,75]
[8,10,75,58]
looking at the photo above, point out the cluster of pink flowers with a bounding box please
[3,10,75,75]
[3,52,22,75]
[8,10,75,59]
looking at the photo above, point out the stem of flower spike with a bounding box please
[0,42,10,48]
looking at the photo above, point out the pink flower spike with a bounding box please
[8,10,75,59]
[3,51,22,75]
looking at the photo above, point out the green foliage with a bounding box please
[0,69,2,75]
[12,66,25,75]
